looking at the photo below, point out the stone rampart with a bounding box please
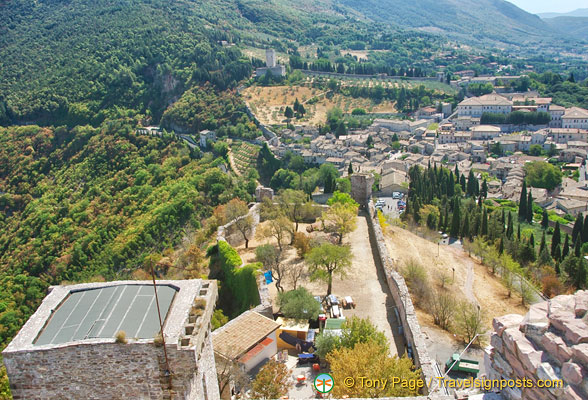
[365,201,437,394]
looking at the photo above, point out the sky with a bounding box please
[508,0,585,14]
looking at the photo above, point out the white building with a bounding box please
[470,125,502,140]
[457,94,512,118]
[548,105,565,128]
[562,107,588,130]
[199,130,216,148]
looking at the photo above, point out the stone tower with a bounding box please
[350,173,374,208]
[265,49,276,68]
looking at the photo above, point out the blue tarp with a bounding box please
[264,271,273,284]
[279,332,315,353]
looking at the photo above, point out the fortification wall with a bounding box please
[216,203,261,247]
[365,201,437,394]
[485,291,588,400]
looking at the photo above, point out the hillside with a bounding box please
[337,0,559,45]
[538,8,588,18]
[0,123,258,350]
[543,16,588,40]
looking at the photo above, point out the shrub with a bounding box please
[278,287,321,320]
[454,301,484,344]
[293,232,311,257]
[402,259,430,305]
[428,290,455,331]
[115,330,127,344]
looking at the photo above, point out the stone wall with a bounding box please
[216,203,261,247]
[365,201,437,394]
[351,174,374,207]
[485,291,588,400]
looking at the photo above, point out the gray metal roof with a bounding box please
[34,284,177,346]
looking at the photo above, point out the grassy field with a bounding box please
[242,84,398,125]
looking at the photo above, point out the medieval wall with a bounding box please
[365,200,437,394]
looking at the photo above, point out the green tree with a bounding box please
[335,121,347,137]
[348,162,353,176]
[526,192,534,223]
[255,244,286,292]
[323,202,358,243]
[277,189,313,231]
[518,181,527,220]
[327,191,359,208]
[551,222,561,259]
[450,197,461,237]
[541,210,549,229]
[524,161,563,191]
[529,144,543,156]
[562,234,570,259]
[306,243,352,296]
[481,179,488,198]
[278,287,322,320]
[572,214,584,244]
[285,106,294,119]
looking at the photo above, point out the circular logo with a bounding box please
[314,373,334,394]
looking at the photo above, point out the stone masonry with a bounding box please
[485,291,588,400]
[3,280,220,400]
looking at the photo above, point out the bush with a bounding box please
[428,290,455,331]
[454,301,484,344]
[402,259,430,305]
[278,287,321,320]
[293,232,311,257]
[115,330,127,344]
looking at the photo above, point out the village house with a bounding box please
[548,104,565,128]
[470,125,502,140]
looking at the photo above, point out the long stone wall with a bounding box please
[365,200,438,394]
[485,291,588,400]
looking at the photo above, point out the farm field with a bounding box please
[242,85,398,126]
[229,141,259,176]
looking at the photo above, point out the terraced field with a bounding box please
[230,141,260,175]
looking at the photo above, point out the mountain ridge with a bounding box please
[538,8,588,19]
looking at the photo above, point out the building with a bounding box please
[548,105,565,128]
[457,94,512,118]
[199,130,217,148]
[470,125,502,140]
[3,280,219,400]
[562,107,588,129]
[255,48,286,78]
[212,311,280,374]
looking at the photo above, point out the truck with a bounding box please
[445,353,479,376]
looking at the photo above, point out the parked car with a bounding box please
[392,192,401,199]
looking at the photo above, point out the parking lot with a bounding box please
[374,193,405,219]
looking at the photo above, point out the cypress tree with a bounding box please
[526,192,533,223]
[572,214,583,244]
[348,162,353,176]
[540,231,547,253]
[517,224,521,241]
[467,170,475,197]
[541,210,549,229]
[551,222,561,258]
[481,179,488,198]
[553,244,561,263]
[506,212,514,239]
[530,233,535,248]
[574,261,586,289]
[583,214,588,243]
[455,165,460,182]
[444,208,449,232]
[462,213,470,240]
[518,181,527,220]
[562,234,570,259]
[450,197,461,237]
[499,236,504,254]
[460,174,466,192]
[501,209,506,224]
[575,237,582,258]
[555,262,560,275]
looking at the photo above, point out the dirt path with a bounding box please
[463,258,479,308]
[343,214,405,356]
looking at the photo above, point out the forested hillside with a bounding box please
[0,124,257,349]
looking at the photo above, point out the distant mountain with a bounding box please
[543,16,588,40]
[336,0,560,45]
[538,8,588,18]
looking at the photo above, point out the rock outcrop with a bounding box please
[485,291,588,400]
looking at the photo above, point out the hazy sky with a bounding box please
[509,0,585,14]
